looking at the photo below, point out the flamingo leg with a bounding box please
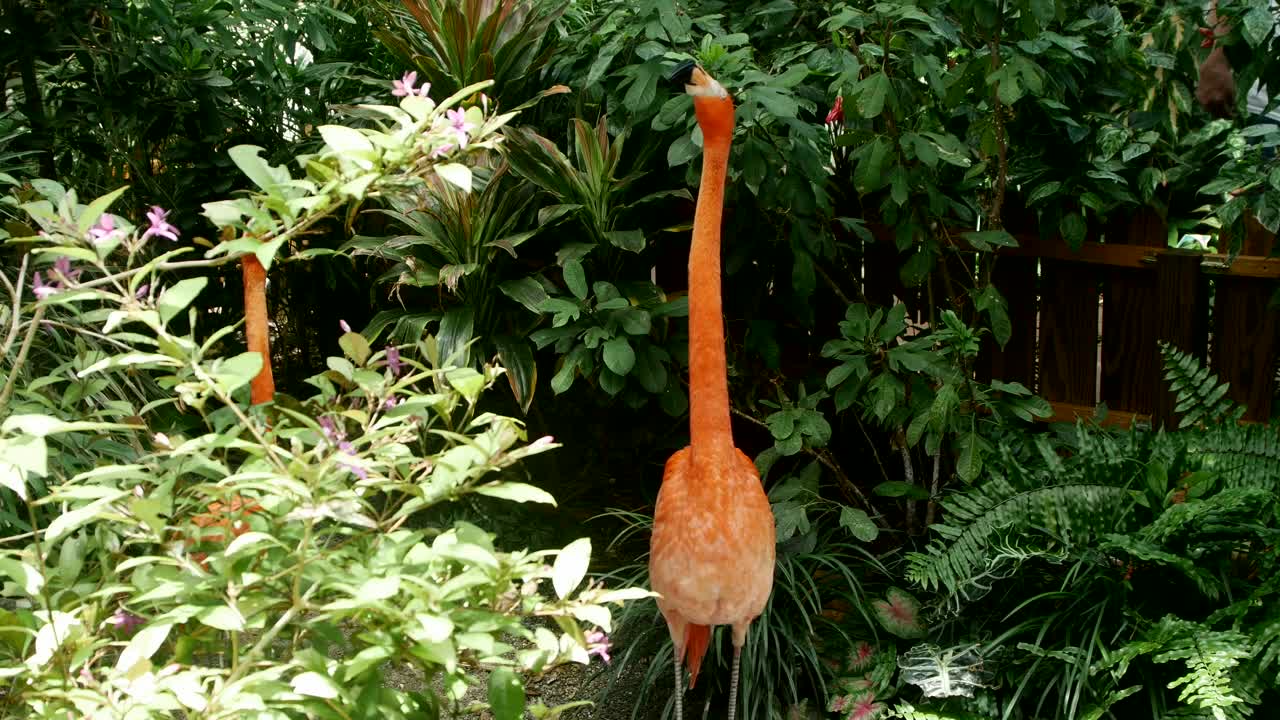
[727,644,742,720]
[673,653,684,720]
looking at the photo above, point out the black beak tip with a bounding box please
[667,61,697,88]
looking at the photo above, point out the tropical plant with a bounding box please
[0,73,652,715]
[892,348,1280,719]
[369,0,569,107]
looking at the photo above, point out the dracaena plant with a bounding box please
[0,76,650,719]
[369,0,569,107]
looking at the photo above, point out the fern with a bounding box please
[1189,423,1280,491]
[1099,616,1256,720]
[1160,342,1246,429]
[907,475,1131,596]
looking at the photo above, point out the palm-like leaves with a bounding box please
[372,0,568,105]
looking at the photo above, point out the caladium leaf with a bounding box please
[871,587,926,638]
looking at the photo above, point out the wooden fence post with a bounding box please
[1153,249,1208,428]
[1100,209,1166,416]
[1212,215,1279,422]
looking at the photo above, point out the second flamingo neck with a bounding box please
[688,132,733,453]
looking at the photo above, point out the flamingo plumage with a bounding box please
[648,62,776,720]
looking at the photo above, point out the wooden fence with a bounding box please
[862,211,1280,428]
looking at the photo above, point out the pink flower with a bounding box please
[385,346,403,376]
[141,206,180,242]
[445,108,475,147]
[89,213,123,244]
[52,256,80,284]
[585,630,611,663]
[32,271,56,299]
[430,143,454,159]
[392,71,428,98]
[107,609,145,635]
[339,319,352,333]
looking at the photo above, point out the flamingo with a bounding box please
[648,62,777,720]
[242,255,274,405]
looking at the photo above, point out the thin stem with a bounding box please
[899,433,918,535]
[0,255,27,359]
[25,502,70,686]
[925,449,942,526]
[0,304,46,413]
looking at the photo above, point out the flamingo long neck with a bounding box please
[688,115,733,455]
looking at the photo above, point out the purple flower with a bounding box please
[141,206,180,242]
[89,213,123,244]
[52,256,80,284]
[340,460,369,481]
[385,346,403,376]
[31,271,57,300]
[585,630,611,664]
[392,71,428,98]
[339,319,352,333]
[135,284,150,300]
[383,396,401,410]
[338,440,355,455]
[429,143,454,159]
[318,416,342,443]
[107,609,145,635]
[445,109,475,147]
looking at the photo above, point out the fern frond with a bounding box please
[1160,342,1246,429]
[907,479,1131,594]
[1190,423,1280,492]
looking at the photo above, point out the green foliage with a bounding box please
[371,0,569,106]
[0,81,650,718]
[1160,341,1246,429]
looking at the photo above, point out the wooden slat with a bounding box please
[1212,215,1279,422]
[978,255,1039,388]
[1041,401,1151,428]
[1100,210,1165,416]
[1039,260,1100,405]
[1153,250,1209,428]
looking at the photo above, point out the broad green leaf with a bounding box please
[228,145,290,193]
[563,259,588,299]
[116,622,173,674]
[552,538,591,599]
[840,507,879,542]
[0,558,43,596]
[46,493,126,543]
[319,125,374,154]
[499,277,550,313]
[198,605,246,632]
[604,230,645,252]
[292,671,340,699]
[603,337,635,375]
[446,367,485,403]
[474,482,558,505]
[873,481,928,499]
[488,668,526,720]
[435,163,473,192]
[157,278,208,326]
[1060,211,1087,251]
[339,331,372,366]
[857,73,891,119]
[438,306,475,367]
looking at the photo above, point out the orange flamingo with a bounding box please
[649,62,776,720]
[241,254,274,405]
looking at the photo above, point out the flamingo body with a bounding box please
[649,63,776,719]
